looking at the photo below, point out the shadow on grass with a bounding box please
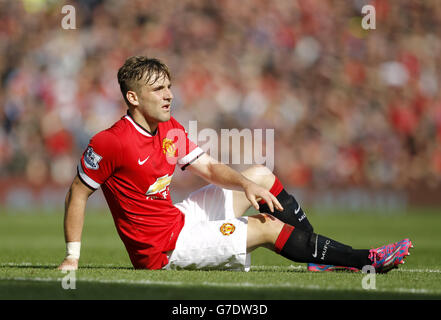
[1,264,133,270]
[1,279,439,300]
[250,269,308,274]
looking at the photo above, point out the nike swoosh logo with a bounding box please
[294,205,301,214]
[312,234,318,258]
[138,156,150,165]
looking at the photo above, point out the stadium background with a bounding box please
[1,0,441,212]
[2,0,441,302]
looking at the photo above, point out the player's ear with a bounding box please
[126,90,139,106]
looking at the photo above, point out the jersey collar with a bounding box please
[124,113,158,137]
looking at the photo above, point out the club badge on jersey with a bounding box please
[84,147,102,170]
[162,138,177,158]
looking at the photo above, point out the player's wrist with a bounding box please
[65,241,81,260]
[241,177,257,193]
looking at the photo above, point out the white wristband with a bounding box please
[66,242,81,260]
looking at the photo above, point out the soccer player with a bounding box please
[58,56,412,273]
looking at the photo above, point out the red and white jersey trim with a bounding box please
[178,146,204,168]
[124,115,153,137]
[77,162,101,189]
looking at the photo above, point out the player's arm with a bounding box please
[57,174,95,271]
[186,153,282,213]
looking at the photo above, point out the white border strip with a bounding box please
[77,163,101,189]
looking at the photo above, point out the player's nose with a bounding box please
[164,88,173,101]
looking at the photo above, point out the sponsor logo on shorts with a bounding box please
[220,223,236,236]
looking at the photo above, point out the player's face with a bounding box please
[137,73,173,124]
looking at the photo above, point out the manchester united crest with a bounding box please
[162,138,177,157]
[220,223,236,236]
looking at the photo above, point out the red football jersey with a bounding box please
[77,114,204,269]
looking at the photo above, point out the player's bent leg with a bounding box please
[266,221,413,273]
[258,176,315,234]
[246,214,284,252]
[233,165,315,234]
[250,219,377,270]
[236,165,364,273]
[233,165,276,217]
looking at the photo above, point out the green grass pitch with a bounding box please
[1,207,441,300]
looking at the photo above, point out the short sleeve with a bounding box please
[77,130,120,189]
[166,117,204,171]
[177,138,204,170]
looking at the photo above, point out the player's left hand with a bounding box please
[243,181,283,213]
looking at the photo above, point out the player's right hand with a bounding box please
[57,258,79,271]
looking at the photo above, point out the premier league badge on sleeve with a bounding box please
[84,147,102,170]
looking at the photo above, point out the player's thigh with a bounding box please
[164,217,250,271]
[176,184,234,222]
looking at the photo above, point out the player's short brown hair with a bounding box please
[117,56,171,106]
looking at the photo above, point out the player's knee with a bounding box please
[248,213,284,246]
[242,165,275,190]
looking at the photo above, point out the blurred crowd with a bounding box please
[1,0,441,191]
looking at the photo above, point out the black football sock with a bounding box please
[260,178,354,253]
[275,224,371,269]
[260,187,314,233]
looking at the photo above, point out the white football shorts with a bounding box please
[163,184,251,271]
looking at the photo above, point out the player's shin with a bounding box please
[274,224,371,269]
[259,177,314,233]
